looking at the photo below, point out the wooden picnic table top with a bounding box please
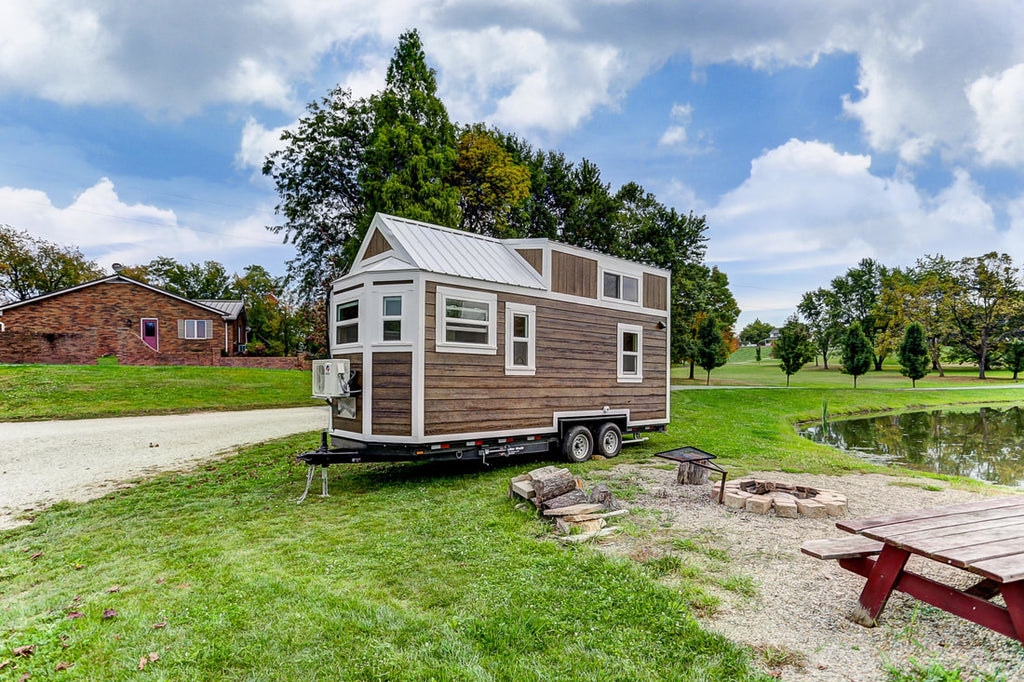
[836,495,1024,583]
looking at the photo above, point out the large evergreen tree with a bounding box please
[841,321,874,388]
[771,315,815,387]
[897,322,930,388]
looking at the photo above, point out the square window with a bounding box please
[436,287,497,354]
[383,296,402,317]
[334,299,359,345]
[383,319,402,341]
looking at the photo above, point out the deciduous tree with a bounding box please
[0,225,104,302]
[695,316,729,385]
[771,315,815,387]
[450,126,530,238]
[739,318,774,361]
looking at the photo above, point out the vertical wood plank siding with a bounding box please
[643,273,668,311]
[331,353,363,432]
[515,248,544,275]
[362,229,393,260]
[551,251,597,298]
[370,351,413,436]
[424,282,667,436]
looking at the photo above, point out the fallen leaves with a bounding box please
[0,659,12,669]
[152,622,167,629]
[28,552,42,560]
[137,652,159,670]
[13,645,34,657]
[107,585,120,593]
[66,612,84,620]
[102,609,118,619]
[55,661,73,671]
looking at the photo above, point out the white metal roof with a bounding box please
[195,300,245,319]
[358,214,547,289]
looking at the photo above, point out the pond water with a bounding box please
[801,405,1024,488]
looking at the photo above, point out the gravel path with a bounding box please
[594,464,1024,681]
[0,406,327,529]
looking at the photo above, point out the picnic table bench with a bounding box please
[801,495,1024,642]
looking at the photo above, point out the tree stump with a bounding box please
[676,462,709,485]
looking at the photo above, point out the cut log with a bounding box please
[525,465,560,481]
[532,469,577,502]
[561,509,630,523]
[541,489,588,510]
[542,503,604,517]
[588,483,619,510]
[676,462,709,485]
[510,480,537,500]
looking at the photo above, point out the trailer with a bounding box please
[301,213,670,472]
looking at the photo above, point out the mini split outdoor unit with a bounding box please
[311,359,352,398]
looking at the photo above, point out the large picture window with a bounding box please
[436,286,496,354]
[505,302,536,375]
[335,300,359,345]
[603,271,640,303]
[617,323,643,382]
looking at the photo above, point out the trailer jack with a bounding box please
[297,464,330,504]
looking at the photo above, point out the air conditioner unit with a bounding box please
[311,359,351,398]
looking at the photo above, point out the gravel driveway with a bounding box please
[0,406,327,529]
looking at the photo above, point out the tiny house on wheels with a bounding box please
[308,213,670,465]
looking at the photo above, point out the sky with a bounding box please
[2,1,1023,328]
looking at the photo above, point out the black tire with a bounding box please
[595,422,622,458]
[562,425,594,463]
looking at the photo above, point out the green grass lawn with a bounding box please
[677,346,1024,389]
[0,364,319,421]
[3,361,1024,679]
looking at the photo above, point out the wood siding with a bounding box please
[332,353,363,433]
[550,250,597,299]
[424,282,666,436]
[516,248,544,275]
[371,351,413,436]
[643,273,668,311]
[363,228,393,260]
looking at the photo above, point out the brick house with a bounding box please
[0,274,250,364]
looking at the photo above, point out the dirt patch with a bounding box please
[589,463,1024,681]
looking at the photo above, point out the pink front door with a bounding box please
[141,318,158,351]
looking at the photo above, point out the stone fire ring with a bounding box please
[722,479,847,518]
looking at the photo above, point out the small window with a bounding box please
[382,295,402,342]
[436,286,497,354]
[180,319,211,339]
[505,303,536,375]
[617,323,643,382]
[603,271,639,303]
[335,300,359,345]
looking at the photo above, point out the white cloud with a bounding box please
[707,139,1005,322]
[968,63,1024,167]
[0,178,291,273]
[658,103,693,148]
[236,118,292,172]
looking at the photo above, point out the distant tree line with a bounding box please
[792,253,1024,381]
[0,225,104,302]
[263,29,739,370]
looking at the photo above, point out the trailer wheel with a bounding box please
[562,425,594,463]
[595,422,622,458]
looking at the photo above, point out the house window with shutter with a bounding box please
[178,320,214,339]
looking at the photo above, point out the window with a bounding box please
[381,295,402,342]
[617,323,643,382]
[505,303,536,375]
[603,271,640,303]
[436,286,497,354]
[179,319,211,339]
[335,300,359,345]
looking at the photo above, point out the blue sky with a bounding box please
[2,1,1023,328]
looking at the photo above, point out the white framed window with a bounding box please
[505,302,536,375]
[436,286,497,354]
[381,295,403,342]
[179,319,213,339]
[602,269,640,304]
[617,323,643,382]
[335,299,359,346]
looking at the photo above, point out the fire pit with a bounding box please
[722,479,847,518]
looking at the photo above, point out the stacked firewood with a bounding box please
[508,466,629,543]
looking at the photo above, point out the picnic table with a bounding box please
[802,495,1024,642]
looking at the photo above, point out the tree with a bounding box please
[0,225,104,302]
[141,257,232,299]
[897,322,931,388]
[674,265,739,377]
[694,316,729,385]
[1004,339,1024,381]
[943,252,1023,379]
[830,258,889,370]
[797,288,841,369]
[841,321,874,388]
[739,318,774,361]
[232,265,292,355]
[449,126,531,238]
[771,315,815,387]
[877,258,954,376]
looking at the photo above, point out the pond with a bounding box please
[801,404,1024,488]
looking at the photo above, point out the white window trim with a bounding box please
[435,286,497,355]
[505,302,536,376]
[379,293,405,344]
[600,267,641,305]
[617,323,643,383]
[179,319,214,340]
[334,297,360,348]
